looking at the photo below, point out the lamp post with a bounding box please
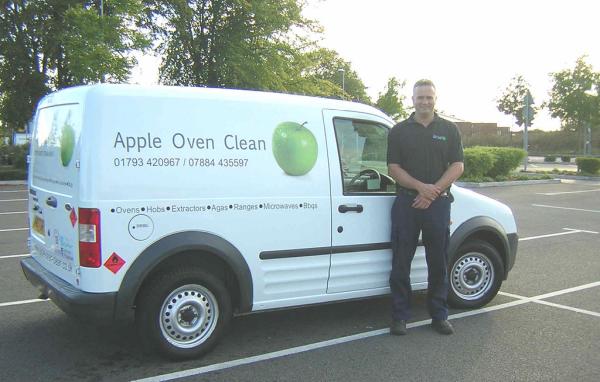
[338,68,345,95]
[584,87,598,156]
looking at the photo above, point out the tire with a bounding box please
[135,266,232,359]
[447,239,504,309]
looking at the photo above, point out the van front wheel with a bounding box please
[447,240,504,309]
[136,267,232,359]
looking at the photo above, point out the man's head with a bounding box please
[412,79,437,118]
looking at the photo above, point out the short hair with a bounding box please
[413,79,436,90]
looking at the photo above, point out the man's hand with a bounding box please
[412,183,441,209]
[417,183,442,201]
[411,194,432,209]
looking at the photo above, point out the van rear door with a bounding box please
[29,103,82,287]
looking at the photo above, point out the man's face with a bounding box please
[412,85,436,116]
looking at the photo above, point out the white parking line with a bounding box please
[532,204,600,213]
[132,299,534,382]
[0,190,27,193]
[133,280,600,382]
[0,253,30,259]
[0,199,27,202]
[534,300,600,318]
[499,282,600,318]
[0,211,27,215]
[519,228,598,241]
[536,188,600,196]
[0,228,28,232]
[0,299,47,308]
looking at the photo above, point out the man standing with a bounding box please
[386,79,464,335]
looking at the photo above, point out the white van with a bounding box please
[22,84,518,359]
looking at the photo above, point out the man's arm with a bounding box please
[435,161,464,191]
[388,163,442,202]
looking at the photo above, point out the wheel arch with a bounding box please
[114,231,253,321]
[449,216,510,279]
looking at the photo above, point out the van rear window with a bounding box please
[31,104,81,192]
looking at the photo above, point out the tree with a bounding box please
[547,56,600,132]
[375,77,407,121]
[296,47,370,102]
[145,1,371,102]
[146,1,309,87]
[0,1,49,138]
[497,75,537,128]
[0,1,149,141]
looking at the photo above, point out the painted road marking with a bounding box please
[533,204,600,213]
[133,282,598,382]
[0,253,30,259]
[0,228,28,232]
[519,228,598,241]
[0,190,27,193]
[499,282,600,318]
[0,199,27,202]
[536,188,600,196]
[132,301,533,382]
[0,211,27,215]
[0,299,47,308]
[533,300,600,318]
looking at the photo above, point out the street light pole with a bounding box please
[584,87,597,156]
[338,68,345,95]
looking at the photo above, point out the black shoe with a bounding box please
[390,320,407,335]
[431,319,454,335]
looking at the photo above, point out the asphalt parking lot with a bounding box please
[1,181,599,381]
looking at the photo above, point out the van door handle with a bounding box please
[46,196,57,208]
[338,204,363,213]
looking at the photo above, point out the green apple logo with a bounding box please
[60,121,75,167]
[272,121,318,176]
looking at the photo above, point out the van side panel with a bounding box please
[76,88,333,306]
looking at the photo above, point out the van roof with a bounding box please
[37,84,393,123]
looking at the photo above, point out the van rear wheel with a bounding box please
[136,267,232,359]
[448,240,504,309]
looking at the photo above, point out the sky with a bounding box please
[132,0,600,131]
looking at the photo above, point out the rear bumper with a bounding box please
[20,257,116,322]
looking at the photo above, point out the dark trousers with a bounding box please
[390,193,451,321]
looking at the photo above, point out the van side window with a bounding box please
[333,118,395,194]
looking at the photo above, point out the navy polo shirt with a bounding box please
[387,113,463,189]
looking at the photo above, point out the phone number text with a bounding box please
[113,157,249,168]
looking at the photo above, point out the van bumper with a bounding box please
[20,257,116,322]
[506,233,519,276]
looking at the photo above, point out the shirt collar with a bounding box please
[408,112,440,125]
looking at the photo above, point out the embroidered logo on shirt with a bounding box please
[432,134,447,141]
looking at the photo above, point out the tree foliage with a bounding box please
[297,47,370,102]
[145,0,370,101]
[547,56,600,132]
[375,77,407,121]
[497,74,536,128]
[146,0,309,87]
[0,0,149,138]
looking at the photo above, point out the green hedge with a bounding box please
[576,157,600,175]
[462,146,526,180]
[486,147,526,178]
[0,143,29,180]
[463,147,496,178]
[0,167,27,180]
